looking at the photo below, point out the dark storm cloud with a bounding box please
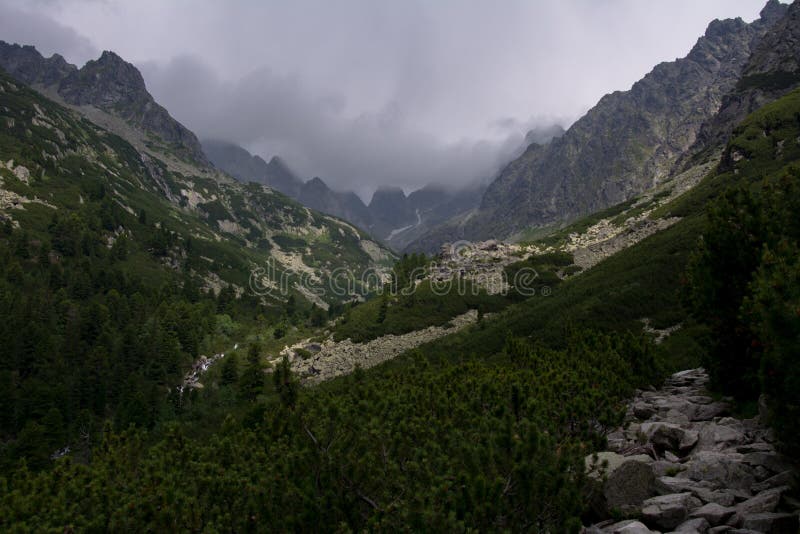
[0,2,97,63]
[139,55,539,197]
[0,0,774,196]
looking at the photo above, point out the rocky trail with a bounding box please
[584,368,799,534]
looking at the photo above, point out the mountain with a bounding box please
[407,2,789,249]
[204,139,488,250]
[0,42,209,166]
[202,139,303,196]
[0,46,393,310]
[691,0,800,153]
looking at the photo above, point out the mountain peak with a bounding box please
[0,41,209,166]
[760,0,788,26]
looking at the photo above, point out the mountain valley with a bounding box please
[1,1,800,532]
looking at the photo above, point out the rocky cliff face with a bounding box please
[203,139,304,196]
[691,0,800,154]
[0,42,208,166]
[411,2,788,246]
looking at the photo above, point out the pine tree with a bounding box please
[239,343,264,401]
[273,356,298,410]
[220,353,239,386]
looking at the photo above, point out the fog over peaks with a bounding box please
[0,0,773,197]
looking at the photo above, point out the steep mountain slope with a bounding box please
[202,139,304,197]
[0,63,392,308]
[203,139,376,233]
[407,2,788,250]
[691,0,800,153]
[204,139,488,250]
[0,42,208,166]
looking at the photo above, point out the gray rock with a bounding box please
[740,512,799,534]
[653,460,685,477]
[605,520,655,534]
[693,488,737,507]
[735,486,788,516]
[690,402,729,422]
[634,402,657,420]
[707,527,732,534]
[679,451,755,491]
[603,519,653,534]
[674,517,710,532]
[641,492,698,530]
[696,423,745,451]
[735,441,774,454]
[751,471,796,493]
[742,452,791,475]
[656,476,704,495]
[690,503,736,526]
[642,422,699,454]
[586,452,656,516]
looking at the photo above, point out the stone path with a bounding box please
[584,368,799,534]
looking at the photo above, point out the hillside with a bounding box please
[0,52,393,304]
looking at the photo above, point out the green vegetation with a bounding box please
[3,62,800,532]
[0,329,652,532]
[684,88,800,453]
[333,279,509,342]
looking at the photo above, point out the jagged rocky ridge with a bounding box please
[691,0,800,156]
[0,42,209,166]
[203,139,486,250]
[407,1,790,251]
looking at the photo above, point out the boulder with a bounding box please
[740,512,798,534]
[690,503,736,526]
[707,527,732,533]
[673,517,710,532]
[696,423,745,451]
[633,402,656,420]
[679,451,755,491]
[742,452,791,475]
[655,476,703,495]
[641,422,698,454]
[735,486,788,516]
[585,452,656,516]
[751,471,796,493]
[641,492,699,530]
[690,402,729,422]
[653,460,684,477]
[693,488,737,507]
[604,520,655,534]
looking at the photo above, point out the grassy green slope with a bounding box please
[0,69,392,306]
[389,87,800,376]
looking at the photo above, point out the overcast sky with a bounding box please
[0,0,773,198]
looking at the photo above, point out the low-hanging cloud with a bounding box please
[140,55,553,198]
[0,0,772,198]
[0,2,98,63]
